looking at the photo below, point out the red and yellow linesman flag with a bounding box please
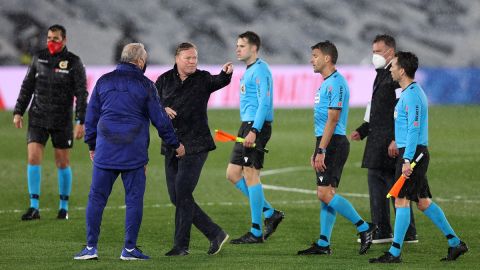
[214,129,269,153]
[387,153,425,199]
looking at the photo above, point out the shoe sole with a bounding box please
[74,254,98,260]
[297,250,332,256]
[357,238,393,244]
[21,216,40,221]
[209,234,229,255]
[404,239,419,243]
[357,239,418,244]
[230,240,264,244]
[120,255,148,260]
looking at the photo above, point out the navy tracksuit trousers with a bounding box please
[86,165,146,249]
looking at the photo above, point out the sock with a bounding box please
[328,194,369,232]
[317,202,337,247]
[27,164,41,209]
[389,207,410,257]
[423,202,460,247]
[235,178,274,218]
[58,166,72,211]
[248,183,265,237]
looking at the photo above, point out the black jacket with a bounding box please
[14,47,88,129]
[356,64,399,169]
[155,65,232,155]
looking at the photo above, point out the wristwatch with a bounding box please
[317,148,327,154]
[250,127,259,134]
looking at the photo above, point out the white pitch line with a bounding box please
[0,200,320,215]
[260,167,480,204]
[1,167,478,215]
[260,166,311,176]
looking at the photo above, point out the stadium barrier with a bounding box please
[0,66,478,110]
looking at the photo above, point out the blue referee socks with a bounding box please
[234,177,274,218]
[27,164,41,209]
[423,202,460,247]
[317,202,337,247]
[389,207,410,257]
[58,166,72,211]
[248,183,265,237]
[328,194,369,232]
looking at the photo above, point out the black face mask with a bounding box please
[142,61,148,73]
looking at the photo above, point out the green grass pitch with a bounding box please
[0,107,478,269]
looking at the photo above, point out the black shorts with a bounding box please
[396,146,432,202]
[229,121,271,169]
[315,135,349,187]
[27,125,74,149]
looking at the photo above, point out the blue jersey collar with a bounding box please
[323,70,338,81]
[246,58,260,70]
[402,81,417,92]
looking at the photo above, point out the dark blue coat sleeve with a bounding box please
[84,84,101,151]
[145,82,180,149]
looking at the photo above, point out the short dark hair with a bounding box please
[175,42,197,56]
[395,51,418,79]
[238,31,261,51]
[373,34,396,50]
[311,40,338,64]
[48,24,66,39]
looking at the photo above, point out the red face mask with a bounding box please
[47,41,63,55]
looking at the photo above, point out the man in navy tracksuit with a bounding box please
[74,43,185,260]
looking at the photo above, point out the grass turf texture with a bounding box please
[0,107,479,269]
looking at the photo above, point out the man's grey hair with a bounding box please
[120,43,146,63]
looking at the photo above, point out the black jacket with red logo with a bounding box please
[14,47,87,129]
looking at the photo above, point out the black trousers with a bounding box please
[164,149,222,249]
[367,168,417,236]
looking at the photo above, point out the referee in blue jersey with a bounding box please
[298,41,376,256]
[370,52,468,263]
[227,31,284,244]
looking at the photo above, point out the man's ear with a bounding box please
[324,55,331,64]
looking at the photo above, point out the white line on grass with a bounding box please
[1,166,478,214]
[260,167,480,204]
[0,200,320,214]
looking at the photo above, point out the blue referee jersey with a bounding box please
[239,58,274,131]
[394,82,429,160]
[314,70,350,136]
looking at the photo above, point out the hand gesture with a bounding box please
[402,162,412,178]
[74,124,85,139]
[176,143,185,158]
[243,131,256,148]
[350,131,361,141]
[388,140,399,158]
[314,153,327,172]
[165,107,177,119]
[13,114,23,128]
[222,62,234,74]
